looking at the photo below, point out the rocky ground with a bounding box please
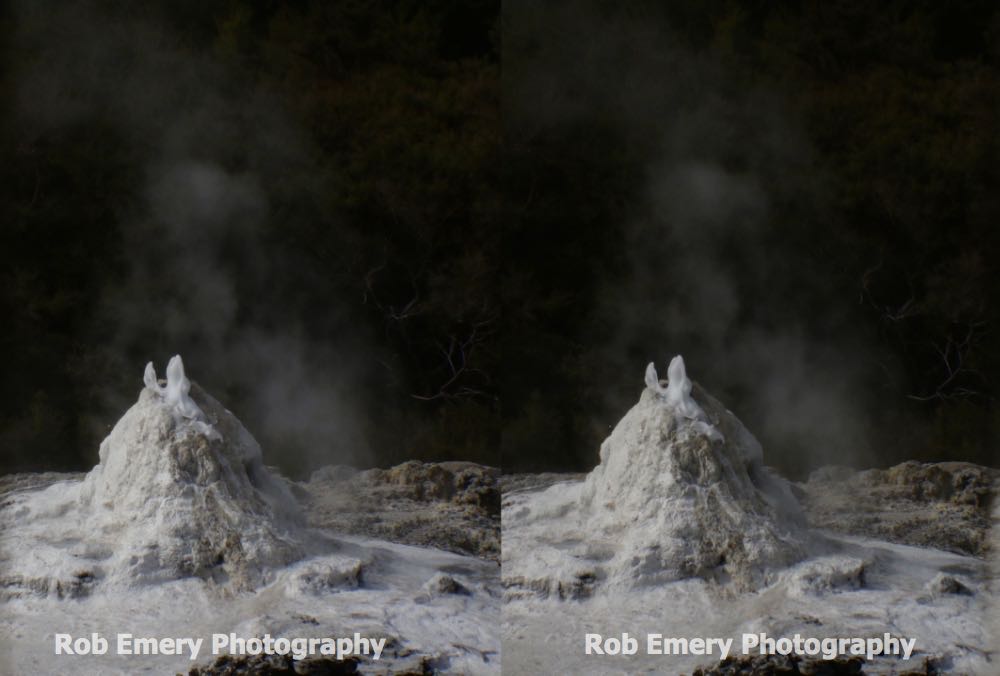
[502,461,998,561]
[502,459,998,674]
[688,654,864,675]
[796,462,998,558]
[1,364,500,674]
[498,472,585,495]
[184,654,359,675]
[0,471,85,499]
[0,460,500,566]
[300,461,499,562]
[685,652,960,675]
[182,651,452,675]
[685,653,947,675]
[1,461,501,675]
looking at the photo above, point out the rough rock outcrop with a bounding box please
[184,654,358,675]
[304,460,499,561]
[800,461,998,557]
[688,654,865,675]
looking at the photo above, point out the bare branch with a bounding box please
[907,321,989,402]
[363,258,422,324]
[411,313,496,403]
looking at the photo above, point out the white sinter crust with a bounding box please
[143,355,206,421]
[4,356,305,594]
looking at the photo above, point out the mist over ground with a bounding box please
[501,1,1000,477]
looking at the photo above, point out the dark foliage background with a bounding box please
[501,1,1000,477]
[1,0,500,476]
[2,1,998,479]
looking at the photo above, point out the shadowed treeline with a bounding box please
[0,0,500,475]
[501,1,1000,477]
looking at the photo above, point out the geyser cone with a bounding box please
[78,356,304,590]
[581,356,806,589]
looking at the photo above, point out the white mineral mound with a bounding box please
[3,356,304,596]
[582,356,806,588]
[504,356,806,596]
